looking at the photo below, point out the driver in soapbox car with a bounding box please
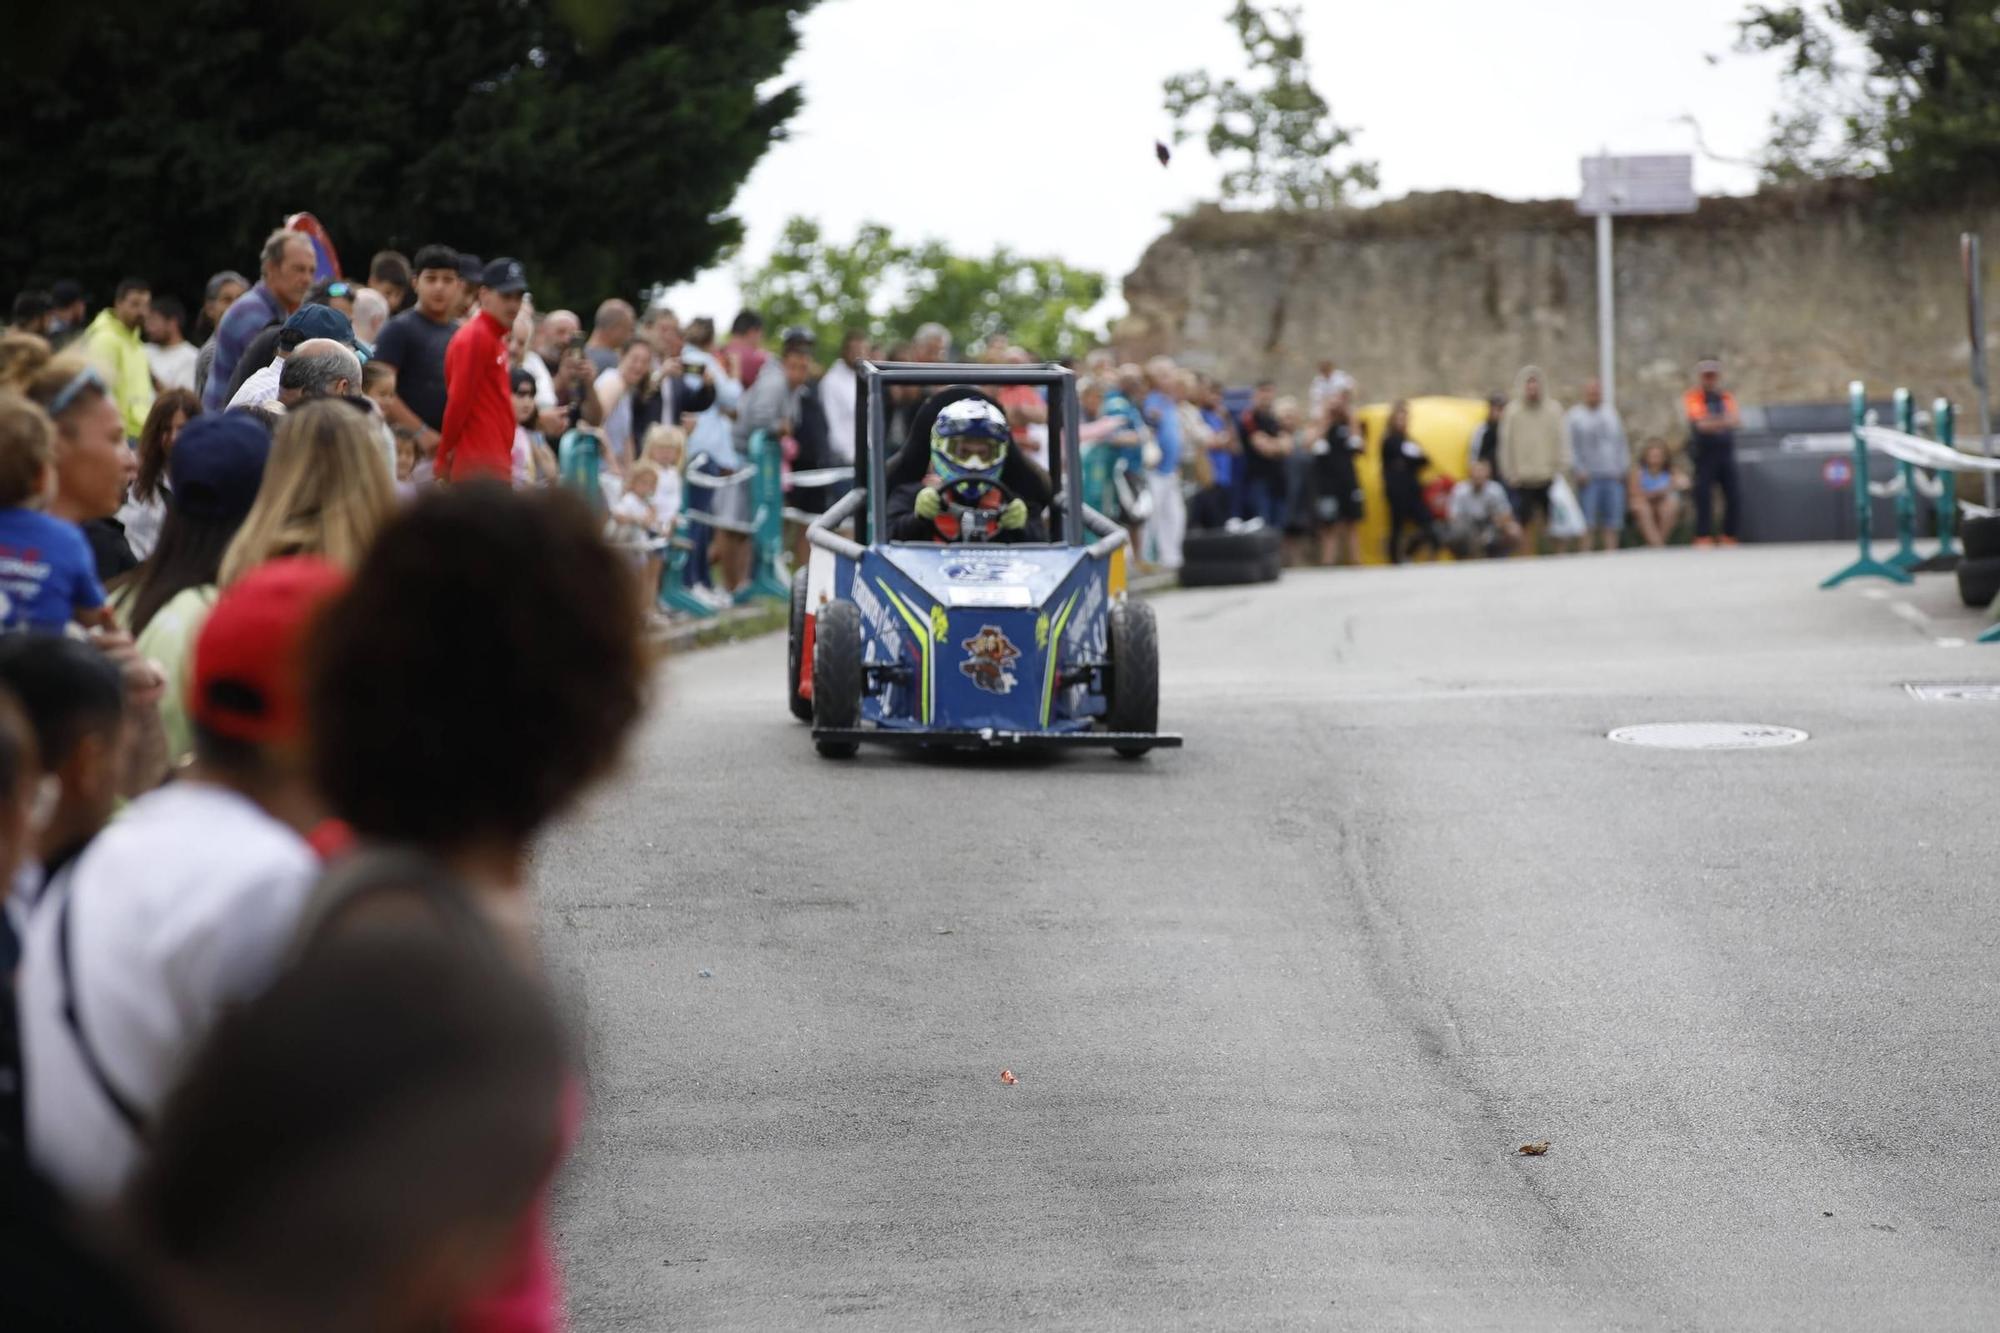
[886,396,1049,544]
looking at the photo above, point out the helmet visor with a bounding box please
[943,434,1002,469]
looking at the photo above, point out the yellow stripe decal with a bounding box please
[1041,589,1081,727]
[879,583,934,723]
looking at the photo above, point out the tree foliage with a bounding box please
[0,0,816,308]
[1739,3,2000,194]
[738,218,1107,360]
[1163,2,1377,211]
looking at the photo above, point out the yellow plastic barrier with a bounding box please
[1349,396,1490,565]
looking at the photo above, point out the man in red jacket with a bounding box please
[437,257,528,482]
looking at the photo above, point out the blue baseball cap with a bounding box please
[282,302,355,349]
[169,411,271,522]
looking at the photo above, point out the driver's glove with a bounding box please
[999,498,1029,531]
[915,487,942,520]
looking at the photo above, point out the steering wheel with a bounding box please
[937,476,1016,544]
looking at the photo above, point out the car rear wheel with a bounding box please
[1103,599,1159,758]
[787,568,812,722]
[812,599,863,758]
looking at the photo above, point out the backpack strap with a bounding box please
[54,876,149,1138]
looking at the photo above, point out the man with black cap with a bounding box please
[437,258,527,482]
[225,303,355,410]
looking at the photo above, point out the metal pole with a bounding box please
[1935,397,1959,561]
[1964,234,1994,505]
[1888,388,1920,569]
[1596,210,1616,412]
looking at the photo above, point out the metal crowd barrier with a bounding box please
[558,427,854,620]
[1821,382,2000,641]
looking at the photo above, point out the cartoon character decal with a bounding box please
[959,624,1021,694]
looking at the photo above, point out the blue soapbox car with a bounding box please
[789,361,1179,759]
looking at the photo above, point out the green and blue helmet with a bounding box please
[930,398,1011,487]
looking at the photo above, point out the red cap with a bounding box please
[190,557,350,747]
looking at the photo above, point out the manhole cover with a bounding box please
[1607,723,1808,750]
[1905,682,2000,702]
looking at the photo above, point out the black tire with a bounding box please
[1182,527,1280,563]
[1956,555,2000,608]
[1960,515,2000,561]
[787,568,812,722]
[812,599,863,758]
[1257,549,1282,583]
[1179,557,1272,588]
[1103,599,1160,758]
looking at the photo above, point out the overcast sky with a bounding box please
[661,0,1791,326]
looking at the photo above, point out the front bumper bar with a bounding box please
[811,727,1183,751]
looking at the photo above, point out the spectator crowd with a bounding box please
[1070,351,1744,572]
[0,230,666,1332]
[0,226,1749,1328]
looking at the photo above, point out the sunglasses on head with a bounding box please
[49,365,107,417]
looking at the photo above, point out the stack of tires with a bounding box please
[1178,525,1282,588]
[1957,515,2000,608]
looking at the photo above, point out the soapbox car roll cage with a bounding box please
[806,360,1121,555]
[797,360,1180,756]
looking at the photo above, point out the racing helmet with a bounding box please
[930,398,1010,487]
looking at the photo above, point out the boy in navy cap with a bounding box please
[437,258,529,482]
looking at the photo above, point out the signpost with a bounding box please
[1577,154,1696,413]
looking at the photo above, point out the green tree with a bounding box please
[0,0,817,308]
[1163,2,1377,211]
[1739,4,2000,194]
[739,218,1107,359]
[736,217,907,354]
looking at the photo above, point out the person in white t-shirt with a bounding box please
[818,330,865,467]
[18,557,349,1203]
[609,462,672,617]
[142,296,199,391]
[1308,358,1357,420]
[640,424,686,524]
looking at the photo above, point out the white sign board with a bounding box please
[1578,154,1697,217]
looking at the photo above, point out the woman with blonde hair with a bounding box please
[220,399,395,586]
[18,344,141,579]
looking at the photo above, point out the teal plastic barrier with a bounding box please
[1821,381,1913,589]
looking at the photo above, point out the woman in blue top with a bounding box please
[0,381,110,631]
[1628,438,1683,548]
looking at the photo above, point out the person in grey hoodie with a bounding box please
[1497,366,1569,556]
[1566,377,1629,551]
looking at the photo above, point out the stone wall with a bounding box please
[1115,182,2000,443]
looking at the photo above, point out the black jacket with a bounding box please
[619,368,718,444]
[886,478,1048,544]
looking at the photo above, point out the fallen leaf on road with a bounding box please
[999,1069,1017,1085]
[1518,1141,1551,1156]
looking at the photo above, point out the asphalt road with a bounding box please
[543,545,2000,1330]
